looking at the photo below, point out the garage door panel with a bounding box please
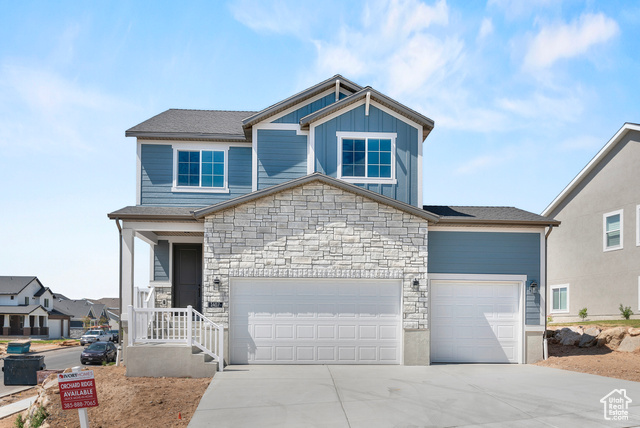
[431,280,522,364]
[231,279,401,364]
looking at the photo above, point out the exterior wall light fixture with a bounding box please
[529,280,538,294]
[412,278,420,289]
[213,277,221,287]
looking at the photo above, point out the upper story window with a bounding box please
[44,298,49,308]
[172,146,229,193]
[603,209,623,251]
[336,132,397,184]
[24,297,29,305]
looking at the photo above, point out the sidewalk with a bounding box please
[0,396,36,419]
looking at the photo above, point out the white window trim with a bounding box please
[636,205,640,247]
[550,284,570,314]
[336,131,398,184]
[603,209,624,252]
[172,144,230,193]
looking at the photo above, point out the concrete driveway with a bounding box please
[189,364,640,427]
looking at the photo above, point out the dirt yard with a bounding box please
[535,324,640,382]
[0,365,211,428]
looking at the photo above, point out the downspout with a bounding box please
[543,225,555,360]
[115,218,123,347]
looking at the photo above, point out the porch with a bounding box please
[0,306,50,337]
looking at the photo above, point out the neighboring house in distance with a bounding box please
[109,75,558,377]
[0,276,69,338]
[87,298,120,330]
[543,123,640,321]
[53,298,111,338]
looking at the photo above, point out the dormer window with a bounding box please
[336,132,397,184]
[172,145,229,193]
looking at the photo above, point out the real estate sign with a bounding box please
[58,370,99,410]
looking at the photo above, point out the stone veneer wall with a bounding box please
[202,181,429,330]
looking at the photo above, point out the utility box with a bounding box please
[2,355,46,385]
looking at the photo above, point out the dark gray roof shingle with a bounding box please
[0,305,46,315]
[126,109,256,140]
[0,276,38,295]
[423,206,560,226]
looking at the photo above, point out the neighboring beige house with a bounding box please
[543,123,640,321]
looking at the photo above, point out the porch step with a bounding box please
[125,343,218,378]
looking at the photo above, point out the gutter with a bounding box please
[115,218,123,348]
[543,225,555,360]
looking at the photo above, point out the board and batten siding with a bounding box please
[428,231,542,325]
[257,129,307,190]
[153,240,170,281]
[140,144,252,207]
[313,104,419,206]
[272,92,346,124]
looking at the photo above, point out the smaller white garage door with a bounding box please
[48,320,62,339]
[431,280,522,364]
[230,279,402,364]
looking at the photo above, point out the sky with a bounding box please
[1,0,638,300]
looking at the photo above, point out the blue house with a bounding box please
[109,76,558,376]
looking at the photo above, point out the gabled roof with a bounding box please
[125,109,256,141]
[0,276,41,295]
[53,298,94,319]
[542,122,640,217]
[241,75,363,134]
[193,172,440,222]
[34,287,52,297]
[424,206,560,227]
[0,305,47,315]
[299,87,435,140]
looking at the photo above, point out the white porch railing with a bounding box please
[133,286,156,309]
[127,305,223,372]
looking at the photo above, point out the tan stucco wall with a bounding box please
[547,130,640,319]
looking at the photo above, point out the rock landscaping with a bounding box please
[548,325,638,351]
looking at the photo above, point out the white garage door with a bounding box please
[48,319,62,339]
[230,279,402,364]
[431,280,522,364]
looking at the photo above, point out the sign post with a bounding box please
[58,367,99,428]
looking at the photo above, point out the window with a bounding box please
[603,209,623,251]
[337,132,397,184]
[44,298,49,308]
[551,285,569,313]
[172,146,228,193]
[24,297,29,305]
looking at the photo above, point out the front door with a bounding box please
[10,315,23,335]
[173,244,202,312]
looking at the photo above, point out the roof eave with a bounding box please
[434,218,561,227]
[241,75,363,129]
[126,131,250,142]
[542,122,640,216]
[107,212,200,221]
[193,173,440,223]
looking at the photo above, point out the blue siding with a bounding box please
[314,105,419,206]
[140,145,252,207]
[273,92,346,124]
[257,129,307,190]
[153,240,170,281]
[428,231,541,325]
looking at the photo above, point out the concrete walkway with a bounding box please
[0,396,36,420]
[189,364,640,427]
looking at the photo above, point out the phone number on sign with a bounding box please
[62,400,97,409]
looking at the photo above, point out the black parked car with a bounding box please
[109,330,119,343]
[81,341,117,365]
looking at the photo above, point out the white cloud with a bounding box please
[454,154,503,175]
[0,63,129,151]
[228,0,321,38]
[496,92,585,123]
[478,18,494,39]
[488,0,557,20]
[524,13,619,70]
